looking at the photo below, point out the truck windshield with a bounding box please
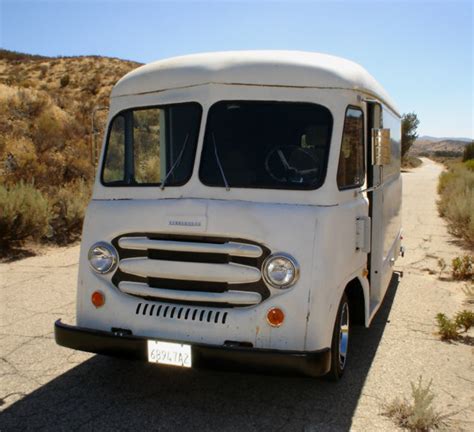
[102,103,201,186]
[199,101,333,190]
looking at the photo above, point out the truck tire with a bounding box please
[326,292,350,381]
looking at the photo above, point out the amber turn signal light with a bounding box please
[267,307,285,327]
[91,291,105,308]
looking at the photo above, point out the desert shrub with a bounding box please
[8,88,49,119]
[0,49,47,61]
[402,156,422,169]
[383,377,448,431]
[435,313,460,341]
[62,140,95,182]
[463,142,474,161]
[18,79,34,88]
[437,162,474,245]
[48,179,91,244]
[85,74,100,95]
[454,310,474,332]
[465,159,474,171]
[0,182,50,251]
[60,74,70,88]
[39,64,48,79]
[451,255,474,281]
[32,109,66,152]
[434,150,461,158]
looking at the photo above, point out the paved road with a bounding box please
[1,158,472,431]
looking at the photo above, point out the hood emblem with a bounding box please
[169,220,202,227]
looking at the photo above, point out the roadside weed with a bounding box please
[435,313,460,341]
[451,255,474,281]
[435,310,474,341]
[383,377,449,431]
[461,284,474,304]
[437,258,447,277]
[454,310,474,332]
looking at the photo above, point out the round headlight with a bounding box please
[88,242,118,274]
[262,253,299,289]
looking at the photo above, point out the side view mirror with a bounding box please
[372,128,391,165]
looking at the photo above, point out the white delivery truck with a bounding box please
[55,51,403,380]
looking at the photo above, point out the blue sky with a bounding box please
[1,0,472,138]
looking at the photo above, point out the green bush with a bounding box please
[48,179,91,244]
[465,159,474,171]
[60,74,70,88]
[463,142,474,161]
[454,310,474,332]
[0,182,50,251]
[435,313,460,341]
[435,310,474,340]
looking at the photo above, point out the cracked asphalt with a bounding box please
[1,158,473,431]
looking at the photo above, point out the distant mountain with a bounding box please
[411,136,471,156]
[418,135,472,143]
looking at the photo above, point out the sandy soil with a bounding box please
[0,158,472,431]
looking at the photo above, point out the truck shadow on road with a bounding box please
[1,274,400,432]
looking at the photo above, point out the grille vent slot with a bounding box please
[136,302,228,324]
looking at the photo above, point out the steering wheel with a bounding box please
[264,145,319,183]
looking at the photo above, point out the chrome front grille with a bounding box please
[112,233,270,307]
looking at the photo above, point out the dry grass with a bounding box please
[462,284,474,305]
[437,161,474,246]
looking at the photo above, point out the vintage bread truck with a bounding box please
[55,51,402,380]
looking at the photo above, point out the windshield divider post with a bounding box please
[124,110,134,184]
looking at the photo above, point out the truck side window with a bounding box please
[337,107,364,189]
[103,115,125,183]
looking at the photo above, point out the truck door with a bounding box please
[366,102,385,309]
[366,102,402,315]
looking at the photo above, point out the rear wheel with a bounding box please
[326,293,350,381]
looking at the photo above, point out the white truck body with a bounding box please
[56,51,402,378]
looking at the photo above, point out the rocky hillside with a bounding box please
[0,49,141,187]
[0,50,141,252]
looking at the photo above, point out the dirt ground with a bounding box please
[1,158,473,431]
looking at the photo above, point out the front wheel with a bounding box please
[326,293,350,381]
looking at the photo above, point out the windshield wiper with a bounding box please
[212,133,230,191]
[160,133,189,190]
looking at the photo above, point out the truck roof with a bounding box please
[111,51,399,115]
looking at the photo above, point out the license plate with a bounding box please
[147,340,192,368]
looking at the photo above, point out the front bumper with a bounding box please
[54,320,331,377]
